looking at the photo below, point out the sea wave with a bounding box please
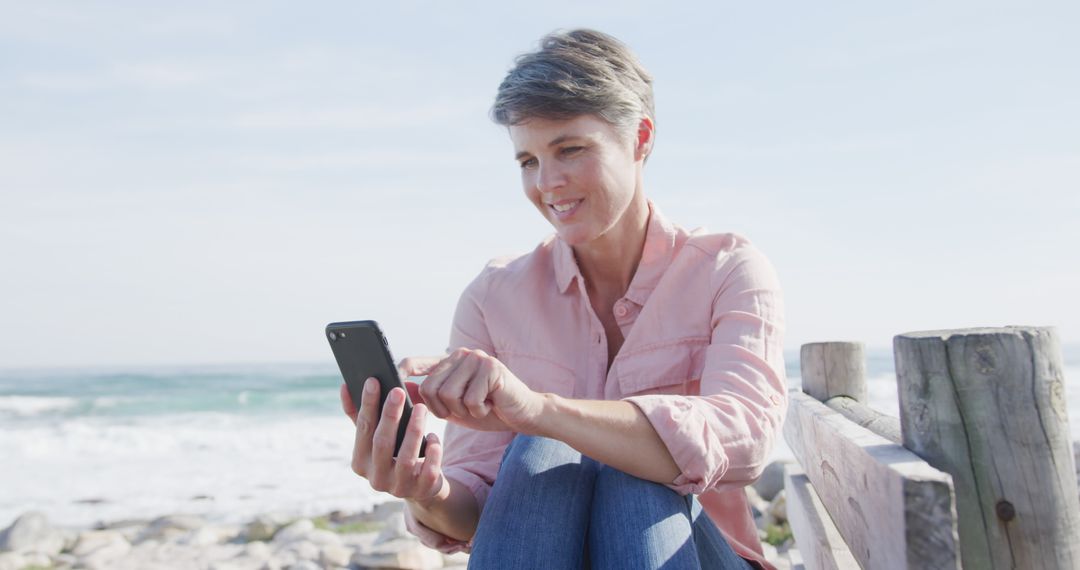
[0,395,78,417]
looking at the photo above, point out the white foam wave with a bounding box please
[0,396,78,416]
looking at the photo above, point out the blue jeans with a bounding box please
[468,435,754,569]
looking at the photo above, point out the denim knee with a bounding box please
[501,434,590,476]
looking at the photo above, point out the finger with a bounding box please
[369,386,406,491]
[391,403,428,495]
[463,358,494,418]
[340,383,358,424]
[437,353,482,419]
[396,403,427,463]
[405,381,425,405]
[417,433,446,500]
[398,355,448,378]
[420,353,468,418]
[351,378,380,477]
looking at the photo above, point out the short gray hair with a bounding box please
[491,29,654,137]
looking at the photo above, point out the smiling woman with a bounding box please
[339,29,786,570]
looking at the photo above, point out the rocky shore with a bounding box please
[0,456,924,570]
[0,501,467,570]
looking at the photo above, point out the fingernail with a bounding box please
[390,389,403,403]
[365,378,376,393]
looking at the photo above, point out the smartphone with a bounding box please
[326,320,426,458]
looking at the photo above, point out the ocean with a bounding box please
[2,347,1078,530]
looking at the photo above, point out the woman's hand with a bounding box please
[340,379,448,507]
[402,348,545,434]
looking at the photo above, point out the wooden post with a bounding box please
[801,342,868,403]
[894,326,1080,569]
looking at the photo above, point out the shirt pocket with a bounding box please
[498,351,577,397]
[614,338,710,396]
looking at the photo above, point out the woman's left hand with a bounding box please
[399,348,545,433]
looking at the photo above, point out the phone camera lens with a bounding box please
[328,331,338,341]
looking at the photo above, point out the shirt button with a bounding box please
[614,304,628,318]
[770,393,784,405]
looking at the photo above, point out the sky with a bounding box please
[1,2,1078,368]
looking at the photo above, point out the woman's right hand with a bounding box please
[340,378,449,506]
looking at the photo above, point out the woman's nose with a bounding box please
[535,162,566,193]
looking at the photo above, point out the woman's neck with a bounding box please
[573,194,650,300]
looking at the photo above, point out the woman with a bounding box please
[341,29,786,570]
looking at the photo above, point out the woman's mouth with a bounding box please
[548,199,583,220]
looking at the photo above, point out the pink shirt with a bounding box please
[406,201,787,570]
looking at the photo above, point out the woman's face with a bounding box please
[509,114,645,247]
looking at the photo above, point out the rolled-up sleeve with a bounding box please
[403,264,515,552]
[623,245,787,495]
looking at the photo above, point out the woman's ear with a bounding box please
[634,116,655,161]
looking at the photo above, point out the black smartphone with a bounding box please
[326,320,426,458]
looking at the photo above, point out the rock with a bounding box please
[320,543,354,567]
[285,561,321,570]
[761,542,779,567]
[0,552,25,570]
[244,540,272,559]
[769,490,788,524]
[272,519,314,544]
[136,514,205,543]
[244,514,292,542]
[21,551,52,567]
[443,551,470,566]
[53,552,78,568]
[353,538,444,569]
[95,518,151,542]
[374,512,409,545]
[0,511,65,556]
[277,539,319,562]
[753,460,792,502]
[305,529,342,547]
[372,500,406,522]
[744,486,770,520]
[72,530,131,567]
[180,525,236,547]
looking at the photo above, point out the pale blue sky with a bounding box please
[2,2,1077,367]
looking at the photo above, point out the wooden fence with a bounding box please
[783,326,1080,569]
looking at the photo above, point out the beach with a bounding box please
[1,348,1077,568]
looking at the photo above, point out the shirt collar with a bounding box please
[552,200,680,304]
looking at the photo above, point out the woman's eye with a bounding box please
[520,157,538,169]
[561,146,584,156]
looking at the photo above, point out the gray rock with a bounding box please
[372,500,406,522]
[243,540,272,559]
[272,519,314,544]
[136,514,206,543]
[320,543,354,567]
[374,512,409,545]
[180,525,237,547]
[304,529,342,547]
[753,460,793,502]
[73,530,131,567]
[0,552,25,570]
[19,551,51,567]
[443,551,470,566]
[352,538,444,569]
[744,486,770,520]
[243,513,292,542]
[0,511,65,556]
[277,539,319,562]
[53,553,78,568]
[96,518,150,543]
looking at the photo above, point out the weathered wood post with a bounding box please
[801,342,867,403]
[894,326,1080,569]
[802,341,901,443]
